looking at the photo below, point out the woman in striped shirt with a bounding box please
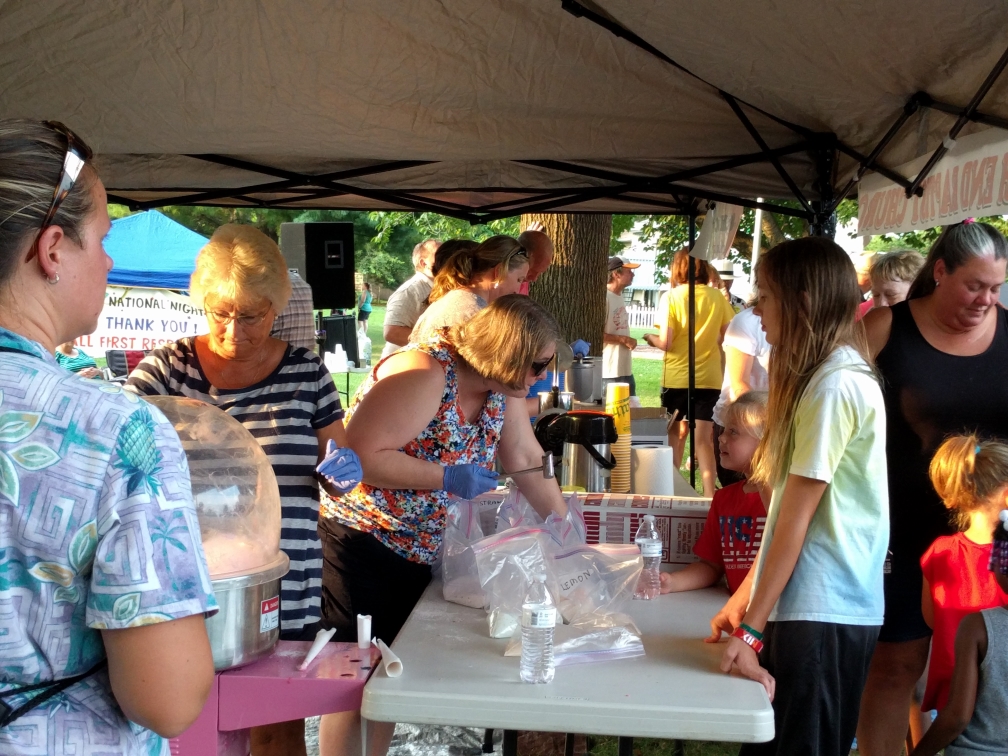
[126,224,358,756]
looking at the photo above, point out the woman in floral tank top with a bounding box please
[318,295,569,756]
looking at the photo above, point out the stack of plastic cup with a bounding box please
[606,382,632,494]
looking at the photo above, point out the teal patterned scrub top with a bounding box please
[0,327,218,756]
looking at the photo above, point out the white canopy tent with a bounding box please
[2,0,1006,228]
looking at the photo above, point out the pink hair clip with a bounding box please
[963,218,976,225]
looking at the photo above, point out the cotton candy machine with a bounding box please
[143,395,289,670]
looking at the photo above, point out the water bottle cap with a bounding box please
[643,514,656,522]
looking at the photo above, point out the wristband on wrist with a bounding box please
[739,623,764,641]
[731,626,764,654]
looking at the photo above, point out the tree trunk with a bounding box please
[521,213,611,357]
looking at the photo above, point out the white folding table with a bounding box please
[361,580,774,755]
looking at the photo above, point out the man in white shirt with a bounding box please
[602,256,639,395]
[380,239,440,359]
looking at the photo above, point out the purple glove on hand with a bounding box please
[316,439,363,493]
[442,464,499,500]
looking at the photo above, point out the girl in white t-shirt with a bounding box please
[711,237,889,756]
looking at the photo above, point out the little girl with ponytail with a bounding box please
[919,435,1008,714]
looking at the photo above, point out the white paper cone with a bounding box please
[372,637,403,677]
[298,627,337,670]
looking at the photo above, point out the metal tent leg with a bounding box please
[483,729,496,754]
[502,730,518,756]
[617,736,633,756]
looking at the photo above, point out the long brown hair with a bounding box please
[429,235,528,303]
[750,238,872,487]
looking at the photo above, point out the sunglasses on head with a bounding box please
[531,354,555,377]
[26,121,94,262]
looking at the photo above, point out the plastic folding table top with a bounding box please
[361,581,774,744]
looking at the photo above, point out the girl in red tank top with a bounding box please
[921,435,1008,711]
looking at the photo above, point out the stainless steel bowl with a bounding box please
[205,552,290,670]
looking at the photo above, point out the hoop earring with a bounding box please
[46,274,59,285]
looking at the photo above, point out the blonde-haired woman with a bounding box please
[318,294,567,756]
[127,224,360,756]
[410,234,529,342]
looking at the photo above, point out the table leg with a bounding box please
[502,730,518,756]
[483,729,495,754]
[617,736,633,756]
[361,715,369,756]
[564,733,576,756]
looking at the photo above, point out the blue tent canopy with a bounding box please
[105,210,207,290]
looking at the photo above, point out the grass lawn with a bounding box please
[588,736,740,756]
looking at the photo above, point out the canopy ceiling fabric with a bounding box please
[1,0,1006,221]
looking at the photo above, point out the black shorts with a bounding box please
[358,309,371,322]
[660,387,720,423]
[740,621,879,756]
[318,518,432,644]
[878,544,934,642]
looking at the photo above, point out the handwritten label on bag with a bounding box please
[260,596,280,633]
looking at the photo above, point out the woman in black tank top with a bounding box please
[856,222,1008,756]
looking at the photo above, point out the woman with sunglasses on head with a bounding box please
[410,234,529,342]
[0,120,217,754]
[126,224,361,756]
[317,294,568,756]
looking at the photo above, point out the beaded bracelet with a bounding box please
[731,626,764,654]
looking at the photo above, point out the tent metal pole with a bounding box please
[905,43,1008,198]
[915,94,1008,131]
[688,212,697,491]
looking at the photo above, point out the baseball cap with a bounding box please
[608,256,640,271]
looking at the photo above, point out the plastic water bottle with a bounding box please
[633,514,662,600]
[357,333,372,366]
[520,574,556,683]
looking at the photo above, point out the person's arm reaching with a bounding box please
[103,615,215,737]
[660,561,721,593]
[708,563,755,642]
[499,395,567,520]
[909,613,987,756]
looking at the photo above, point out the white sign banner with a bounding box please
[858,128,1008,236]
[692,202,743,261]
[75,286,209,357]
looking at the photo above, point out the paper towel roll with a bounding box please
[631,445,678,496]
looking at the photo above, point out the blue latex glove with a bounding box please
[316,439,363,493]
[570,339,591,358]
[442,464,499,500]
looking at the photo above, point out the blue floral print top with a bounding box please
[320,332,506,564]
[0,327,217,756]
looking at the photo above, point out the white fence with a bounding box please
[626,305,657,328]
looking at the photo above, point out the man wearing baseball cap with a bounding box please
[604,256,640,396]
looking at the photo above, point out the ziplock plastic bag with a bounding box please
[505,613,645,666]
[495,485,543,531]
[472,525,554,638]
[548,543,642,623]
[442,498,486,608]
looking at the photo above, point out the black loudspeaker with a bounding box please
[279,222,355,310]
[322,314,359,367]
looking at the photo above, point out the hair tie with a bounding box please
[976,444,982,455]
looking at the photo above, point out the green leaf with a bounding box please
[0,452,18,506]
[0,411,42,443]
[29,561,75,587]
[68,522,98,572]
[9,442,59,471]
[112,593,141,623]
[54,585,80,604]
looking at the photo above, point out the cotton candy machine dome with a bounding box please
[142,395,289,669]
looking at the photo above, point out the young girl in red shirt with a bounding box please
[920,435,1008,712]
